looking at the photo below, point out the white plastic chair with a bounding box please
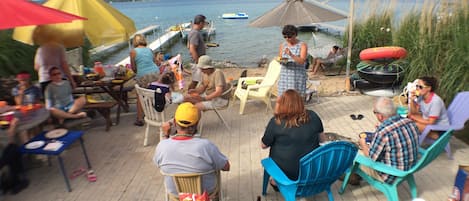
[135,84,165,146]
[161,170,223,201]
[200,84,232,133]
[232,60,281,115]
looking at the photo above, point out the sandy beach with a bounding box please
[198,64,350,97]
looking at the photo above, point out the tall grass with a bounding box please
[345,0,469,103]
[0,30,92,79]
[0,30,37,79]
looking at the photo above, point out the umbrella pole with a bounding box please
[345,0,354,92]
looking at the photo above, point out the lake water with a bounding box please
[103,0,424,67]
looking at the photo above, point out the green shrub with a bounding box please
[0,30,37,80]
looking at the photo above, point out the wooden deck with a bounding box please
[5,95,468,201]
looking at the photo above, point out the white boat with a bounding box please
[181,20,216,41]
[222,12,248,19]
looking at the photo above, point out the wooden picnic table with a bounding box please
[73,76,134,126]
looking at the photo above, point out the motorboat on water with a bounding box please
[222,12,248,19]
[181,20,216,41]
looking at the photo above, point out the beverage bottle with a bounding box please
[94,61,105,77]
[78,65,84,76]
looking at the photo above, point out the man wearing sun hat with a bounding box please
[185,55,230,111]
[154,102,230,196]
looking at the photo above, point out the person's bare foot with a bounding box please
[76,112,87,118]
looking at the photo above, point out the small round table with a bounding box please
[0,107,50,135]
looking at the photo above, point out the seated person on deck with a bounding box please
[0,104,29,194]
[408,76,450,139]
[11,71,42,143]
[184,55,230,111]
[44,67,87,125]
[357,97,419,184]
[311,46,344,75]
[11,72,41,106]
[153,102,230,196]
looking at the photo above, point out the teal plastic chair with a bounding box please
[262,141,358,201]
[339,129,454,201]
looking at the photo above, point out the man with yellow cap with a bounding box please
[153,102,230,197]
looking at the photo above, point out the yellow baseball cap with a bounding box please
[174,102,200,127]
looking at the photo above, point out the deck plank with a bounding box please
[4,95,468,201]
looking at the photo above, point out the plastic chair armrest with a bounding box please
[422,125,451,133]
[246,84,273,91]
[236,77,265,92]
[238,77,264,83]
[261,158,296,186]
[420,124,452,144]
[418,147,427,155]
[354,154,408,177]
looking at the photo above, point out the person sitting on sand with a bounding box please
[44,67,87,125]
[311,46,344,75]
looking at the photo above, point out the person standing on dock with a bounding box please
[130,34,160,126]
[187,14,207,90]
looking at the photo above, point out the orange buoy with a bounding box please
[359,46,407,60]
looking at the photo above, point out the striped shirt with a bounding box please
[369,115,420,184]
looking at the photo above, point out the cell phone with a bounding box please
[359,132,374,144]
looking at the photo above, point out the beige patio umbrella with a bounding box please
[249,0,347,28]
[12,0,136,48]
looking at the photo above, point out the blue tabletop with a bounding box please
[20,130,84,155]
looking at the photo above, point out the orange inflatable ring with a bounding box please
[359,46,407,60]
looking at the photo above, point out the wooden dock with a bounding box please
[115,23,190,66]
[315,23,345,36]
[298,23,344,36]
[89,25,160,57]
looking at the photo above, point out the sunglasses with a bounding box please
[416,84,428,90]
[283,35,294,39]
[51,72,62,76]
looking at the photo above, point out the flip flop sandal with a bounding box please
[69,167,87,179]
[357,114,364,120]
[87,170,97,182]
[350,114,357,120]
